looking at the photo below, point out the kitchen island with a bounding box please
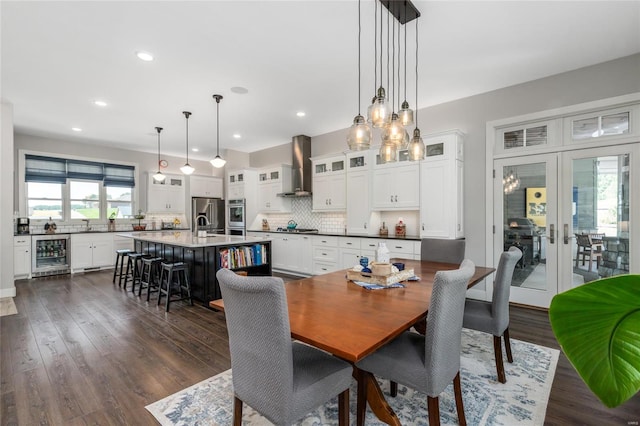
[119,231,271,305]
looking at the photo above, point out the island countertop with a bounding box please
[118,231,270,248]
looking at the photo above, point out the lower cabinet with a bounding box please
[312,236,340,275]
[71,234,114,272]
[247,232,312,275]
[249,232,421,276]
[14,236,32,278]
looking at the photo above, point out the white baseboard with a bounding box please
[0,285,17,298]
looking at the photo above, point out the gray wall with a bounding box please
[257,54,640,266]
[1,102,15,297]
[14,133,222,214]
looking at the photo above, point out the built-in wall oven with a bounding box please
[32,234,71,277]
[228,199,245,236]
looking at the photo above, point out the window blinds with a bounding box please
[25,154,135,187]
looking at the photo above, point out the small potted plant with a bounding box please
[133,210,146,231]
[108,211,116,231]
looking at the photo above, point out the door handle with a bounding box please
[549,224,555,244]
[563,224,569,245]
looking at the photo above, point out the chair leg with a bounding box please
[493,335,506,383]
[427,396,440,426]
[338,388,349,426]
[453,372,466,426]
[390,380,398,397]
[504,328,513,363]
[233,396,242,426]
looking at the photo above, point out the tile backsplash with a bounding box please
[253,198,346,234]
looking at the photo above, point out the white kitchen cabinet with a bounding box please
[226,169,258,200]
[147,174,186,213]
[257,165,292,213]
[420,130,465,239]
[248,232,312,276]
[71,233,114,272]
[14,236,31,278]
[312,235,340,275]
[346,151,372,233]
[190,175,223,198]
[372,161,420,210]
[339,237,362,269]
[311,155,346,211]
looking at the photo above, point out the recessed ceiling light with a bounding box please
[296,111,306,117]
[233,134,241,139]
[192,148,199,152]
[71,127,82,132]
[136,51,154,61]
[94,100,107,107]
[231,86,248,94]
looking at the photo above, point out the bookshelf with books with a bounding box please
[127,232,271,306]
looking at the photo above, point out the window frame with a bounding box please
[19,149,139,224]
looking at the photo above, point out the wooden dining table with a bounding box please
[210,258,495,425]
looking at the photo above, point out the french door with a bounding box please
[494,143,638,308]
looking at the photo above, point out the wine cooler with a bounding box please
[32,234,71,277]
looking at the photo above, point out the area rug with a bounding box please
[146,329,559,425]
[0,298,17,317]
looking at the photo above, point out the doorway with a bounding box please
[494,144,637,308]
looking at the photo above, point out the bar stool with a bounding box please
[158,261,193,312]
[113,249,132,286]
[139,256,163,301]
[122,252,145,293]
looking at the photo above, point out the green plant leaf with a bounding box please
[549,274,640,408]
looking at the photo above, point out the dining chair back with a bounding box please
[356,259,475,426]
[421,238,466,264]
[575,233,603,271]
[216,268,352,426]
[462,246,522,383]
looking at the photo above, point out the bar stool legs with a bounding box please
[113,249,132,285]
[158,262,193,312]
[123,253,144,293]
[139,257,163,301]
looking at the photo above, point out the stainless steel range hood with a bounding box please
[277,135,312,197]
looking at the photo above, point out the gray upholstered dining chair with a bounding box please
[216,268,352,426]
[421,238,466,264]
[462,246,522,383]
[355,260,475,426]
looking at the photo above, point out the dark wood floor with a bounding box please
[1,271,638,425]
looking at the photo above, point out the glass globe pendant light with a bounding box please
[379,142,397,164]
[398,5,414,127]
[152,127,166,182]
[180,111,195,175]
[408,128,425,160]
[210,94,226,168]
[408,15,425,161]
[347,0,372,151]
[368,1,390,128]
[382,113,405,146]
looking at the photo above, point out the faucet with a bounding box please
[82,219,91,231]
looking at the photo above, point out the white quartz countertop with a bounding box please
[118,231,270,248]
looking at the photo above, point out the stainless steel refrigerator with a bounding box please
[192,197,225,234]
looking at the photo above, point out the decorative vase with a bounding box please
[376,242,390,263]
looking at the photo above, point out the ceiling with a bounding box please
[2,1,639,161]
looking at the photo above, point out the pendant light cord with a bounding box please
[386,6,390,98]
[404,12,407,103]
[184,112,190,163]
[357,0,361,115]
[373,0,377,95]
[156,127,162,170]
[391,17,395,113]
[216,100,220,155]
[415,18,419,128]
